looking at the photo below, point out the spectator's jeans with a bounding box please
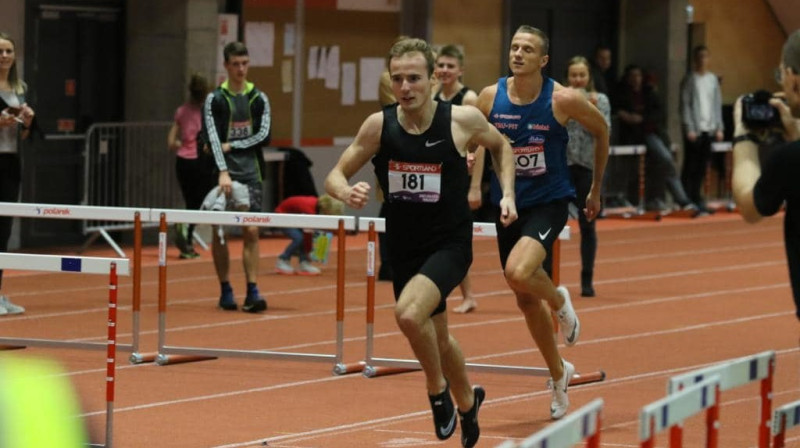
[644,133,691,207]
[279,228,309,262]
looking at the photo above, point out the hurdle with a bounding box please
[667,350,775,448]
[495,398,603,448]
[639,375,722,448]
[772,399,800,448]
[601,145,662,221]
[348,217,605,386]
[0,252,127,448]
[0,202,145,360]
[148,208,358,374]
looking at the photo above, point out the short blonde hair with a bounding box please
[318,194,344,215]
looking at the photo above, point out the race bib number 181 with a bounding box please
[387,160,442,203]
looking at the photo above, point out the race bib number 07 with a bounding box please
[387,160,442,203]
[514,145,546,177]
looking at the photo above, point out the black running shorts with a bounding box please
[494,198,569,276]
[391,242,472,317]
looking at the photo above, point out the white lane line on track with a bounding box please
[205,348,799,448]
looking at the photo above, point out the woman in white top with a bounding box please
[0,32,34,315]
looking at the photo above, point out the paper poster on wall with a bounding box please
[341,62,356,106]
[359,57,385,102]
[316,47,328,79]
[307,46,319,79]
[284,23,295,56]
[244,21,275,67]
[337,0,401,12]
[281,59,293,93]
[216,14,239,83]
[324,46,340,89]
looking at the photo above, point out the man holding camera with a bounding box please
[732,29,800,321]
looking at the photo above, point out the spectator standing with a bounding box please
[681,45,724,215]
[168,73,213,259]
[203,42,270,313]
[564,56,611,297]
[0,31,33,316]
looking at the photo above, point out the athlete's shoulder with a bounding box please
[476,83,500,116]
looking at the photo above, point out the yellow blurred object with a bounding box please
[0,355,88,448]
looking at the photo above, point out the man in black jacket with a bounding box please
[203,41,270,313]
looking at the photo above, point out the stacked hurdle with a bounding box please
[345,217,606,387]
[772,399,800,447]
[495,398,604,448]
[639,375,722,447]
[667,350,775,448]
[0,252,128,448]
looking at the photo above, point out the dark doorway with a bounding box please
[22,1,124,247]
[504,0,619,82]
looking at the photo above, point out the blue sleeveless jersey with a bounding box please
[489,77,574,208]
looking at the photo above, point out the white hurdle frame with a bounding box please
[0,202,143,357]
[0,252,127,448]
[495,398,603,448]
[348,217,605,385]
[667,350,775,448]
[148,208,358,373]
[772,399,800,448]
[640,375,722,448]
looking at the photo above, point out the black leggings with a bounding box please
[175,156,214,244]
[569,165,597,278]
[0,154,21,290]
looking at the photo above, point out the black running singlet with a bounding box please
[372,102,472,259]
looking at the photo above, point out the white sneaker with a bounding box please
[0,295,25,315]
[297,261,321,276]
[275,258,295,275]
[549,359,575,420]
[555,286,580,346]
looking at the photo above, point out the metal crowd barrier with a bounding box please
[83,122,181,256]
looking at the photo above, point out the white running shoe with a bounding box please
[297,261,321,276]
[0,295,25,315]
[275,258,295,275]
[549,359,575,420]
[555,286,580,346]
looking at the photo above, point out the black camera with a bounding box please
[741,90,783,130]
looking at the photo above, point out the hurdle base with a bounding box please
[363,365,422,378]
[129,352,157,364]
[155,354,218,366]
[333,361,367,375]
[569,370,606,387]
[0,344,26,351]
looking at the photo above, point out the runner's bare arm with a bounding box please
[458,103,517,226]
[325,112,383,209]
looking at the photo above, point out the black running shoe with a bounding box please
[242,294,267,313]
[428,383,457,440]
[459,385,485,448]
